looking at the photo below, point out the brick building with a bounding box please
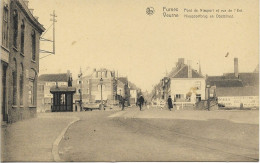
[72,74,92,104]
[37,71,71,112]
[89,68,116,104]
[1,0,45,123]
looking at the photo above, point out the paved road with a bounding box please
[59,107,259,162]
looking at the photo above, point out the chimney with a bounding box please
[29,9,34,15]
[178,58,184,66]
[23,0,29,6]
[187,60,192,78]
[234,58,239,78]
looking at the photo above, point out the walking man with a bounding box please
[138,95,144,111]
[167,95,173,111]
[121,97,125,110]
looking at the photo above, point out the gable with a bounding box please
[173,66,204,78]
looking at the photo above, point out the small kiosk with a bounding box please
[50,86,76,112]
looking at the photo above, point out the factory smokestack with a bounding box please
[234,58,239,78]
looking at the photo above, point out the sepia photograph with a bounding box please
[1,0,259,162]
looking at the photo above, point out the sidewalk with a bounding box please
[1,113,79,162]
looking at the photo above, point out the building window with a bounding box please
[31,30,36,61]
[12,59,17,105]
[20,20,25,53]
[176,94,181,99]
[196,94,201,102]
[13,10,18,48]
[2,4,9,48]
[28,69,36,105]
[28,81,34,105]
[20,63,24,105]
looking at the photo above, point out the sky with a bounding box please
[29,0,259,92]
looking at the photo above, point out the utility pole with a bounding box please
[50,10,57,54]
[40,10,57,58]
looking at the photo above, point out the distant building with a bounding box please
[89,69,116,104]
[72,74,92,104]
[37,71,71,112]
[1,0,45,123]
[116,79,125,99]
[152,58,206,106]
[207,58,259,108]
[117,77,131,106]
[169,59,206,104]
[129,90,137,104]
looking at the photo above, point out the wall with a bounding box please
[89,78,113,102]
[170,78,206,102]
[5,0,44,123]
[130,90,137,104]
[218,96,259,108]
[73,77,90,103]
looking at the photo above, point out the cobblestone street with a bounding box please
[58,107,259,162]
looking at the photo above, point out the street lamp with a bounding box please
[78,68,83,111]
[100,77,104,110]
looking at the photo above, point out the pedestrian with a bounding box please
[121,98,125,110]
[167,95,173,111]
[138,95,144,111]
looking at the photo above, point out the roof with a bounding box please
[167,67,179,78]
[207,78,244,87]
[50,86,76,93]
[128,81,139,90]
[117,77,128,85]
[17,0,45,33]
[171,65,204,78]
[208,72,259,87]
[224,73,259,86]
[38,73,68,82]
[216,86,259,96]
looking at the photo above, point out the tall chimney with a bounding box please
[234,58,238,78]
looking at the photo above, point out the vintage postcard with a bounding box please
[1,0,259,162]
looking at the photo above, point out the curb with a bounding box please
[52,117,80,162]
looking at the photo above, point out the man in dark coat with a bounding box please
[167,95,173,111]
[121,97,125,110]
[138,95,144,111]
